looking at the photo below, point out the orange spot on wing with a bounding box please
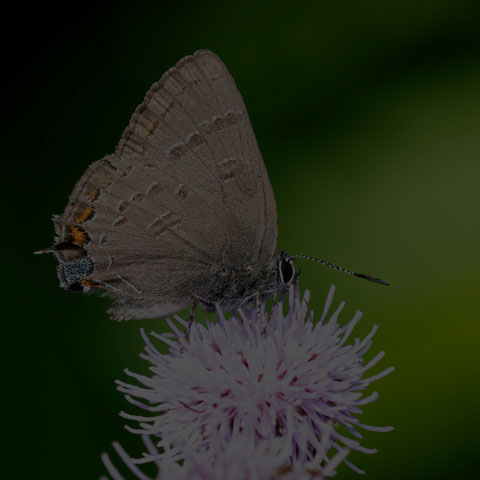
[79,280,107,289]
[70,225,86,245]
[75,207,93,223]
[89,189,99,200]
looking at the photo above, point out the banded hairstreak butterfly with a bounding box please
[36,50,388,321]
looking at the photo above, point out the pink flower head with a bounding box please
[102,426,349,480]
[116,285,393,475]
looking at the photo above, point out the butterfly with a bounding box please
[37,50,387,322]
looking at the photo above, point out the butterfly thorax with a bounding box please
[200,251,297,312]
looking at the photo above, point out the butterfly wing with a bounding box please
[54,50,278,319]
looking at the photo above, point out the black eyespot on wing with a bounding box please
[280,259,294,285]
[68,282,84,293]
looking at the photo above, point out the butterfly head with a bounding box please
[250,251,300,305]
[277,251,300,289]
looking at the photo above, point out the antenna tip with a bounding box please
[354,273,390,286]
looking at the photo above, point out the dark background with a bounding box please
[5,1,480,479]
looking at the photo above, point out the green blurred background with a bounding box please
[5,1,480,478]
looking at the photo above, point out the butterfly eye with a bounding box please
[280,259,295,285]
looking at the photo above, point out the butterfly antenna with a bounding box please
[291,254,390,286]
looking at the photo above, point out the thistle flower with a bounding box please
[102,425,349,480]
[116,285,393,474]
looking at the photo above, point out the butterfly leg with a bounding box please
[185,295,200,340]
[255,291,261,319]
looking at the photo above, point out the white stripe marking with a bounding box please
[146,181,158,195]
[117,275,141,294]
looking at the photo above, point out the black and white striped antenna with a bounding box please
[290,254,389,286]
